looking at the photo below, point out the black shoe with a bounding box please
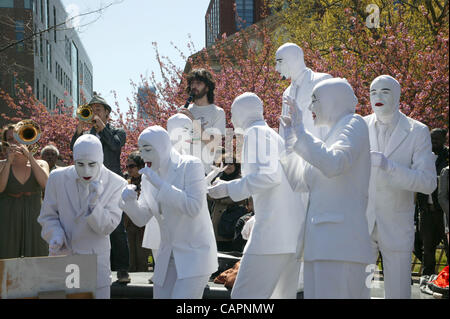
[116,270,131,284]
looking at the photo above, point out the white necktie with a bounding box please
[78,181,90,213]
[378,123,388,153]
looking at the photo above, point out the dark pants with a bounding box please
[419,207,449,275]
[127,224,151,272]
[110,215,130,272]
[217,241,233,252]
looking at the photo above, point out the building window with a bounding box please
[24,0,32,9]
[0,0,14,8]
[40,0,44,23]
[206,0,219,47]
[53,6,57,42]
[40,33,43,62]
[71,41,79,109]
[36,78,39,100]
[65,36,71,65]
[83,63,92,94]
[46,41,52,72]
[15,21,25,53]
[46,0,50,30]
[34,24,38,54]
[236,0,254,30]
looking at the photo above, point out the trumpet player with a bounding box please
[0,122,49,259]
[69,92,131,284]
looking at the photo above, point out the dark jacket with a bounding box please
[417,146,449,214]
[70,123,126,176]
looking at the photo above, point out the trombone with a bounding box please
[13,119,41,154]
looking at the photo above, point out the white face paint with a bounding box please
[138,140,160,171]
[169,125,193,154]
[275,43,306,81]
[75,160,100,184]
[231,107,242,129]
[308,93,329,127]
[275,56,290,80]
[370,82,396,118]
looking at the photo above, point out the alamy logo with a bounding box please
[366,4,380,29]
[65,264,80,289]
[365,264,382,289]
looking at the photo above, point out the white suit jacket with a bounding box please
[227,121,305,256]
[364,112,437,252]
[121,151,218,286]
[38,166,127,288]
[279,68,331,141]
[282,114,373,264]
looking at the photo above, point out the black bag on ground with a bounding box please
[218,205,248,240]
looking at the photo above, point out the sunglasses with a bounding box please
[126,164,137,169]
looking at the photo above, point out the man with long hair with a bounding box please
[179,68,225,174]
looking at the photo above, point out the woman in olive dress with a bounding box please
[0,125,49,259]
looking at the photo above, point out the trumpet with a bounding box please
[76,104,94,123]
[13,119,41,154]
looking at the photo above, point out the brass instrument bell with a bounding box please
[13,119,41,154]
[76,104,94,122]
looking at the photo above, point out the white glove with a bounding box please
[284,96,305,137]
[241,215,255,240]
[371,151,393,172]
[49,234,64,254]
[207,179,230,199]
[88,180,103,208]
[139,167,164,189]
[122,184,138,202]
[205,163,226,186]
[279,116,296,154]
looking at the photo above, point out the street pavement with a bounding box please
[110,271,438,299]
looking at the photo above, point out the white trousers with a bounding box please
[304,261,370,299]
[371,224,412,299]
[231,253,300,299]
[153,256,209,299]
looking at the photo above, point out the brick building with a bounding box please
[205,0,268,48]
[0,0,93,127]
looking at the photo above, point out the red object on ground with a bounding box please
[431,266,449,289]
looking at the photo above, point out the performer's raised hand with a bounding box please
[121,184,138,202]
[279,115,296,154]
[207,179,230,199]
[205,163,226,186]
[88,180,103,209]
[139,166,164,189]
[284,96,305,136]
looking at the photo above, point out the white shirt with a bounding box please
[375,112,400,153]
[188,103,226,173]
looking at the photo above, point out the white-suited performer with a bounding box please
[364,75,437,298]
[38,134,128,299]
[280,78,373,299]
[119,126,218,299]
[208,92,305,299]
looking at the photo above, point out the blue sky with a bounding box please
[61,0,211,118]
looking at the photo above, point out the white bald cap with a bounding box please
[370,75,401,109]
[275,43,306,76]
[138,125,172,162]
[167,113,193,135]
[73,134,104,164]
[312,78,358,125]
[231,92,264,130]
